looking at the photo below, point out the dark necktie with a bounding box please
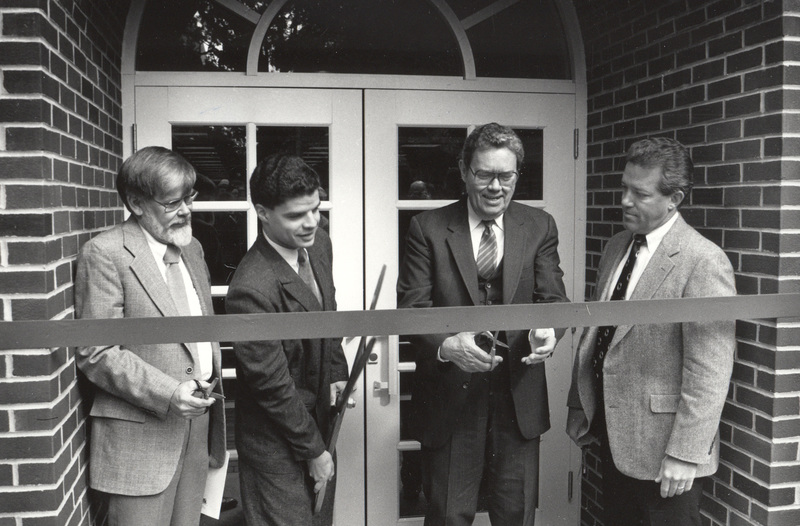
[164,244,192,316]
[592,234,647,406]
[476,220,498,280]
[297,248,323,304]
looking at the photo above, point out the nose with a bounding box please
[304,211,319,228]
[621,189,632,207]
[486,176,502,191]
[176,199,192,215]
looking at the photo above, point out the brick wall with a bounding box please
[0,1,125,524]
[574,0,800,525]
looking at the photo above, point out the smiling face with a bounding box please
[460,146,518,221]
[129,172,194,247]
[621,163,684,235]
[256,190,321,250]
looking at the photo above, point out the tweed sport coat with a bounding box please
[566,214,736,480]
[225,229,349,472]
[75,218,226,496]
[397,198,569,448]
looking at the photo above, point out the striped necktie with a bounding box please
[476,220,498,280]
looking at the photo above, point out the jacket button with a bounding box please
[186,367,193,374]
[462,381,470,389]
[487,300,493,305]
[486,283,491,289]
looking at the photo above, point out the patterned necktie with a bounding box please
[164,244,192,316]
[476,220,498,280]
[592,234,647,400]
[297,248,323,304]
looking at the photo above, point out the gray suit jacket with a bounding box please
[566,214,736,479]
[75,218,226,495]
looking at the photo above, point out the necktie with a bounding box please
[164,244,192,316]
[592,234,646,418]
[297,248,323,304]
[476,220,498,280]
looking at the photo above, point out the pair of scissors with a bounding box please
[484,330,509,364]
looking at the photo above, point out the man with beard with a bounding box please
[75,146,226,525]
[225,154,348,526]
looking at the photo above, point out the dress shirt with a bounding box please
[604,212,680,301]
[264,231,302,272]
[139,224,213,380]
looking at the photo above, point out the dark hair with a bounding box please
[626,137,693,204]
[116,146,196,212]
[461,122,524,169]
[250,154,321,209]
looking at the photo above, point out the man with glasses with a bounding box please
[397,123,569,526]
[75,146,226,525]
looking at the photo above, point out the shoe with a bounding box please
[220,497,238,512]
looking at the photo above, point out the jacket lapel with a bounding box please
[610,216,683,348]
[308,241,332,310]
[501,203,526,304]
[124,219,178,318]
[445,201,480,306]
[255,235,321,313]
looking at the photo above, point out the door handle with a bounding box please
[373,381,390,396]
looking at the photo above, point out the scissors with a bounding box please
[483,330,509,365]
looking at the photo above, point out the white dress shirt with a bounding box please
[140,224,213,380]
[605,212,680,301]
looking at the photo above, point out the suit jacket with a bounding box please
[397,199,569,448]
[225,229,349,472]
[75,218,226,496]
[566,214,736,480]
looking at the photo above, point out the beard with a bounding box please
[138,212,193,247]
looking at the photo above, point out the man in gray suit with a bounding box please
[567,137,736,525]
[75,146,226,525]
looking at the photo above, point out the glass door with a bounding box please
[363,89,580,525]
[134,86,367,525]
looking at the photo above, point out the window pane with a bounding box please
[173,125,247,202]
[398,127,543,202]
[259,0,461,75]
[192,211,248,286]
[255,126,330,196]
[452,0,572,79]
[137,0,263,71]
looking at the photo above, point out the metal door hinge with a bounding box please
[573,129,579,160]
[568,470,574,503]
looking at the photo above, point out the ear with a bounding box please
[254,204,270,225]
[458,159,468,183]
[127,194,146,218]
[670,190,685,209]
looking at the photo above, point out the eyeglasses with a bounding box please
[468,167,518,186]
[152,190,199,213]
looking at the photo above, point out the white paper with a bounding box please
[201,450,230,519]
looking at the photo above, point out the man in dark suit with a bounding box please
[567,137,736,525]
[75,146,226,525]
[225,154,348,526]
[397,123,569,526]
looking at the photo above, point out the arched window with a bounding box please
[136,0,572,79]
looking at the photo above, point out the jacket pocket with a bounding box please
[90,395,147,423]
[650,394,681,413]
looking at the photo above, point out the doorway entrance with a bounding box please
[135,85,580,525]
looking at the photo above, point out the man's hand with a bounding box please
[522,328,556,365]
[440,332,502,373]
[307,450,335,493]
[655,455,697,498]
[330,380,350,407]
[169,380,215,419]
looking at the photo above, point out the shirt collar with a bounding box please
[466,200,505,233]
[263,230,300,267]
[642,211,680,253]
[139,222,169,262]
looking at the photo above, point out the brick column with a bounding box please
[574,0,800,524]
[0,1,125,524]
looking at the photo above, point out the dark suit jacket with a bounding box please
[397,198,568,448]
[75,218,226,496]
[566,215,736,479]
[225,229,349,472]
